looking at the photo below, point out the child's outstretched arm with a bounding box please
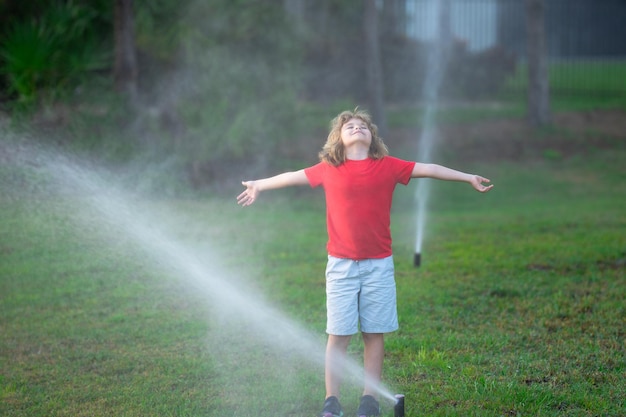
[411,163,494,193]
[237,169,309,206]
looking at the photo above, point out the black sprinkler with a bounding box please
[413,253,421,267]
[394,394,405,417]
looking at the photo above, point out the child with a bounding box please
[237,108,493,417]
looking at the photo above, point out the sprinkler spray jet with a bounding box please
[413,1,450,270]
[11,141,403,406]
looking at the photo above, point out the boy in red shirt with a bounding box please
[237,109,493,417]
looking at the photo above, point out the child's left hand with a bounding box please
[471,176,494,193]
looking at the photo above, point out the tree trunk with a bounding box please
[363,0,387,136]
[525,0,550,126]
[114,0,138,102]
[381,0,407,39]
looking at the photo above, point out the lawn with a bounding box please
[1,118,624,416]
[503,59,626,110]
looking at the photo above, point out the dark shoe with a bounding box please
[356,395,380,417]
[320,396,343,417]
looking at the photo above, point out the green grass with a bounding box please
[388,103,526,128]
[1,132,625,416]
[503,60,626,110]
[388,163,625,416]
[386,60,626,131]
[504,60,626,93]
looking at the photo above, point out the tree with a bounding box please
[381,0,408,39]
[525,0,550,126]
[113,0,138,102]
[363,0,387,136]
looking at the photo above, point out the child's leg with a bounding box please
[358,256,396,398]
[325,334,352,399]
[361,332,384,397]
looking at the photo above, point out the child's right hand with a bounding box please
[237,181,259,206]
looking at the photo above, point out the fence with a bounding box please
[402,0,626,99]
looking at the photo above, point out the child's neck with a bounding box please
[345,146,369,161]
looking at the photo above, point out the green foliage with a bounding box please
[0,1,109,107]
[145,0,305,184]
[0,0,309,188]
[0,20,55,104]
[134,0,188,61]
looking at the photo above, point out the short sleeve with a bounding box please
[386,156,415,185]
[304,162,326,188]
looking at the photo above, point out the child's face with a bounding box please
[340,117,372,149]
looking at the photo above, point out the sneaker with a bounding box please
[356,395,380,417]
[320,396,343,417]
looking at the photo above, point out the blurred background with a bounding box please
[1,3,624,416]
[0,0,624,191]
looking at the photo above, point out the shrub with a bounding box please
[0,1,108,108]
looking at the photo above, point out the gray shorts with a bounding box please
[325,255,398,335]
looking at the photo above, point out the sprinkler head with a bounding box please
[413,252,421,267]
[394,394,405,417]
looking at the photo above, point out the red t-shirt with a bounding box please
[304,156,415,260]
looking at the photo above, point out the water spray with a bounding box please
[394,394,405,417]
[6,140,400,406]
[413,1,451,269]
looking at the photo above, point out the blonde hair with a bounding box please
[318,108,389,166]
